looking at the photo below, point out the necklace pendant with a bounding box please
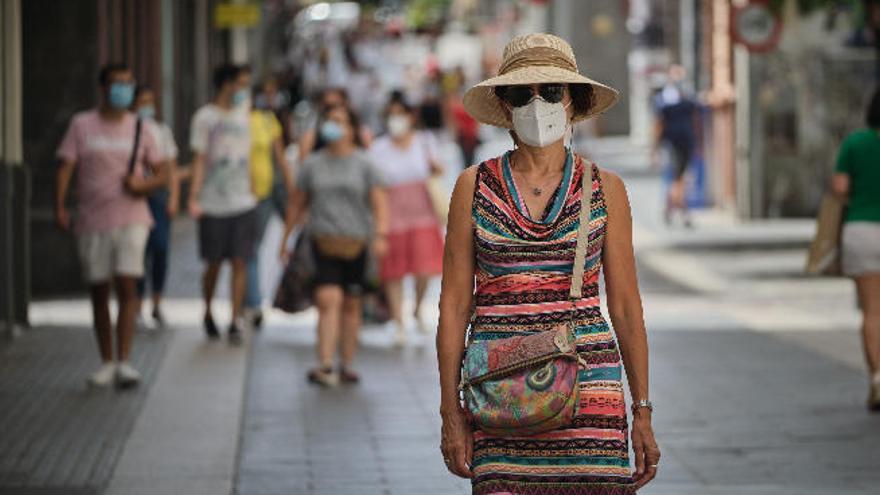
[532,187,542,196]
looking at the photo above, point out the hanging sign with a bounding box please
[214,3,261,29]
[731,1,783,53]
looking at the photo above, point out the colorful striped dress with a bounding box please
[470,151,635,495]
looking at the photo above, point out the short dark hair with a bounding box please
[213,63,244,91]
[134,84,152,99]
[493,83,595,117]
[384,89,414,117]
[98,62,130,87]
[867,87,880,129]
[316,87,350,109]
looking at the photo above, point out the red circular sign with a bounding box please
[731,1,783,53]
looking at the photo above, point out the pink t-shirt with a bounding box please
[57,110,161,234]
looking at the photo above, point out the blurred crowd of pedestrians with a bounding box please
[51,24,487,389]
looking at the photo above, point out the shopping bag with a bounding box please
[805,194,844,276]
[273,230,316,313]
[426,176,449,225]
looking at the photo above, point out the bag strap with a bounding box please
[127,118,143,176]
[569,159,592,300]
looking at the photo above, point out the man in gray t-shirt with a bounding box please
[297,150,384,240]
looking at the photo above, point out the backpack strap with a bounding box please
[127,118,143,176]
[569,160,592,300]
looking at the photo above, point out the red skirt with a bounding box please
[381,182,444,280]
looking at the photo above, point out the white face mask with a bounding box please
[511,98,571,148]
[387,115,411,138]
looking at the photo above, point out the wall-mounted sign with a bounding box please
[214,3,261,29]
[731,1,782,53]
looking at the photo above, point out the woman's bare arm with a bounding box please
[279,186,308,259]
[600,169,660,486]
[369,186,389,236]
[831,172,850,201]
[437,166,478,478]
[437,166,478,411]
[600,170,649,404]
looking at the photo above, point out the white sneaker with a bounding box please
[393,325,407,347]
[116,362,142,389]
[235,314,254,334]
[87,362,117,387]
[136,314,153,331]
[415,314,432,335]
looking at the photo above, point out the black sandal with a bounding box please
[339,367,360,385]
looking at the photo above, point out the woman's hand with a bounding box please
[188,198,203,219]
[440,406,474,479]
[371,235,389,258]
[630,411,660,490]
[278,240,290,264]
[166,196,180,218]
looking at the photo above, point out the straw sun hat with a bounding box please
[463,33,619,129]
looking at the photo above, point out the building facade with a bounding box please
[0,0,271,338]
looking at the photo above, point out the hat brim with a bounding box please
[462,66,619,129]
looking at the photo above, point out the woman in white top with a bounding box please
[369,93,445,345]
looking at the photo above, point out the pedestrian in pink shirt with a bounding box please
[55,63,168,388]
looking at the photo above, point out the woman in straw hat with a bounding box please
[436,33,659,494]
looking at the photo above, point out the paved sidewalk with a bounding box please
[0,216,242,495]
[236,316,471,495]
[234,270,880,495]
[0,325,171,494]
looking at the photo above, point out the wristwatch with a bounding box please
[631,399,654,415]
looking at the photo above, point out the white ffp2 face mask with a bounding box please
[511,98,571,148]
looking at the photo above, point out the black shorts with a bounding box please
[198,208,258,262]
[312,242,367,296]
[668,139,694,180]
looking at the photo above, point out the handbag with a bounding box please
[313,235,367,260]
[274,229,316,314]
[419,132,450,225]
[458,164,592,437]
[805,193,844,276]
[426,177,449,225]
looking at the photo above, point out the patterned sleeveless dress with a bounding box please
[470,151,635,495]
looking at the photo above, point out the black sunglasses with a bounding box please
[496,84,567,107]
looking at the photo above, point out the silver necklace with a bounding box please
[510,155,560,197]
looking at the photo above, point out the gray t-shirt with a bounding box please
[298,150,383,240]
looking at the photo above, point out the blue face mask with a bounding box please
[108,82,135,110]
[137,105,156,120]
[231,88,249,107]
[320,121,345,143]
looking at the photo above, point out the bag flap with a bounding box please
[462,324,574,385]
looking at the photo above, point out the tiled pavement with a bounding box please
[235,320,471,495]
[0,218,197,494]
[234,317,880,495]
[0,325,171,494]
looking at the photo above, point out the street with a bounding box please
[1,138,877,495]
